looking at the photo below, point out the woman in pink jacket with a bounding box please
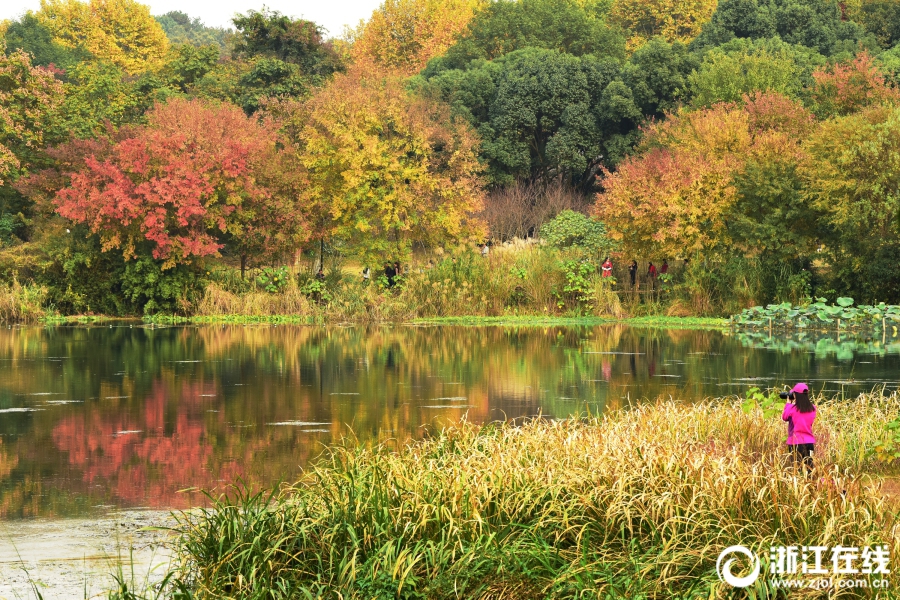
[782,382,816,472]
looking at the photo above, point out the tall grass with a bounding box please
[190,246,625,322]
[0,278,49,323]
[169,392,900,598]
[194,281,315,317]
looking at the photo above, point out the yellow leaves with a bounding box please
[350,0,486,75]
[609,0,716,51]
[277,71,485,261]
[36,0,169,74]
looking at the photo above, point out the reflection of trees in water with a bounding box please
[0,324,894,517]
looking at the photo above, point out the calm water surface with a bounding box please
[0,324,898,518]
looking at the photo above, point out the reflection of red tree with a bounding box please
[52,381,244,508]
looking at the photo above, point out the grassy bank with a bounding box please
[166,392,900,599]
[4,245,756,325]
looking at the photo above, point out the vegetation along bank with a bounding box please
[159,391,900,598]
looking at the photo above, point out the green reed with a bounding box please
[167,392,900,599]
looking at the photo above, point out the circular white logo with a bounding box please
[716,545,761,588]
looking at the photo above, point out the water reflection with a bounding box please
[0,324,897,518]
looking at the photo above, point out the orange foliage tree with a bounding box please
[808,51,900,118]
[350,0,485,75]
[595,93,816,259]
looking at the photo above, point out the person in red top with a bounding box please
[782,382,816,472]
[601,257,613,278]
[648,262,658,279]
[660,259,668,275]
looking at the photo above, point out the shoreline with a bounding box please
[24,314,731,329]
[0,510,175,600]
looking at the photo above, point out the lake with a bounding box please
[0,323,898,518]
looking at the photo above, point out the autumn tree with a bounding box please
[807,51,900,118]
[0,49,64,187]
[609,0,717,50]
[350,0,485,75]
[274,73,485,264]
[595,93,817,260]
[54,98,305,273]
[0,49,64,238]
[35,0,169,74]
[800,104,900,300]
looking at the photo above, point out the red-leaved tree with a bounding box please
[54,98,305,270]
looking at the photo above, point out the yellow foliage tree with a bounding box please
[609,0,717,51]
[350,0,485,75]
[272,71,486,262]
[36,0,168,74]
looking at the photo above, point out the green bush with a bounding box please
[539,210,613,254]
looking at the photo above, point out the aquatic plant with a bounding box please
[169,392,900,598]
[731,298,900,330]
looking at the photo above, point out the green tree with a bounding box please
[154,11,230,53]
[424,42,696,186]
[692,0,873,56]
[2,12,92,69]
[688,39,824,106]
[619,38,698,116]
[53,60,140,138]
[425,0,625,72]
[425,48,641,187]
[232,8,343,77]
[854,0,900,49]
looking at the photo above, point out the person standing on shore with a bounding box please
[660,259,668,275]
[601,257,613,278]
[629,260,637,286]
[782,383,816,472]
[384,262,396,287]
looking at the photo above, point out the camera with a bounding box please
[779,392,794,400]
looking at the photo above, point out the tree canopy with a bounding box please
[35,0,170,74]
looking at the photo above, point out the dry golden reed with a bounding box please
[172,392,900,599]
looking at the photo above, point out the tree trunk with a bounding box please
[240,254,247,280]
[319,239,324,272]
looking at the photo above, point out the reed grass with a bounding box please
[193,281,315,317]
[169,392,900,599]
[0,278,49,323]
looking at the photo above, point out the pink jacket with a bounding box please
[782,403,816,445]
